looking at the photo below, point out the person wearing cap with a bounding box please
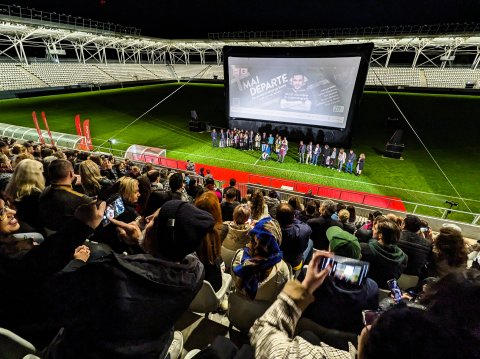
[303,226,379,334]
[45,200,214,359]
[232,217,292,302]
[398,214,432,276]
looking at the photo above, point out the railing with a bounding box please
[247,173,405,211]
[208,23,480,41]
[0,4,140,36]
[243,179,480,226]
[66,145,225,189]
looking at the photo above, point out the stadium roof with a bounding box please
[4,0,480,39]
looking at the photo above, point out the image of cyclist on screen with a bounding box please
[280,72,312,112]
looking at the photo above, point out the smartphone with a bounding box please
[102,195,125,226]
[362,309,383,326]
[420,227,429,233]
[319,254,370,287]
[387,278,403,304]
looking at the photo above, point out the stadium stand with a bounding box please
[2,61,480,90]
[25,63,112,87]
[0,63,45,91]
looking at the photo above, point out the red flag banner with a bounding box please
[32,111,45,145]
[75,114,87,150]
[83,119,93,150]
[41,111,55,146]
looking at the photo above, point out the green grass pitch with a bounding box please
[0,83,479,222]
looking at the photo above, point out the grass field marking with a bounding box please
[143,115,207,144]
[169,149,480,204]
[95,66,212,150]
[381,83,474,213]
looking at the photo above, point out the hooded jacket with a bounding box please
[361,239,408,289]
[45,253,204,359]
[222,222,251,251]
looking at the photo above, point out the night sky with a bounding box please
[4,0,480,39]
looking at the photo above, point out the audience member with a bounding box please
[420,269,480,353]
[223,178,241,202]
[356,211,383,243]
[360,218,408,289]
[44,200,213,359]
[221,187,240,221]
[303,227,378,334]
[287,196,303,220]
[426,227,467,277]
[168,172,190,202]
[5,158,45,232]
[0,196,104,348]
[398,214,432,276]
[232,217,291,301]
[298,200,318,223]
[0,153,13,191]
[78,159,113,197]
[338,209,356,234]
[276,203,312,269]
[195,191,225,291]
[264,189,280,218]
[204,177,222,202]
[146,169,163,191]
[249,189,269,221]
[39,159,92,234]
[221,204,252,250]
[307,200,343,250]
[249,251,354,358]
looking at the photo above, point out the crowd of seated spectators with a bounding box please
[0,137,477,359]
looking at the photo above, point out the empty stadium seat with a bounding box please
[189,273,232,318]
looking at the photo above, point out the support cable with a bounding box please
[95,65,212,150]
[370,67,473,213]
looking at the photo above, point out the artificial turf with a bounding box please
[0,83,479,222]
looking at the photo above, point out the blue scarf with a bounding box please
[233,217,283,300]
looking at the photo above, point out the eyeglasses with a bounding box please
[0,204,11,220]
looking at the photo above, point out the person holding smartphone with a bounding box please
[303,227,379,334]
[249,251,355,358]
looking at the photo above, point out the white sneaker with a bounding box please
[166,331,183,359]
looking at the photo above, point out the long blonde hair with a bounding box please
[6,159,45,200]
[79,160,103,196]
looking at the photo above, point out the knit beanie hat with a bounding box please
[154,200,214,261]
[327,226,361,259]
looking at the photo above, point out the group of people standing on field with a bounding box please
[298,141,365,176]
[210,128,365,175]
[210,128,289,162]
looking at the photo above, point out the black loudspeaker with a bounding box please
[189,120,206,132]
[384,143,404,159]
